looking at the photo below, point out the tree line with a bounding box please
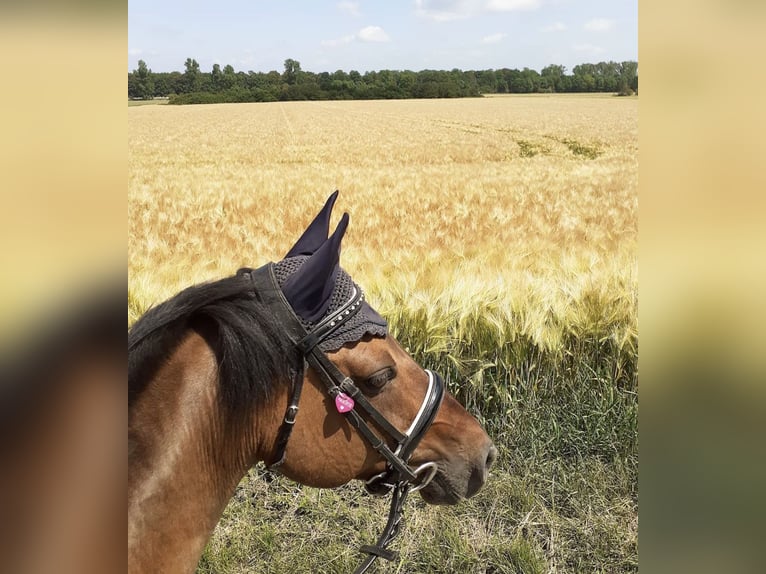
[129,58,638,104]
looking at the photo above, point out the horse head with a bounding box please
[261,191,497,505]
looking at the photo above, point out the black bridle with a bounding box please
[240,264,445,573]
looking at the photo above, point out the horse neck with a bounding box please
[128,331,273,574]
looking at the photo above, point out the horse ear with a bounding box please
[281,213,349,322]
[284,190,339,258]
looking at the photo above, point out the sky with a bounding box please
[128,0,637,74]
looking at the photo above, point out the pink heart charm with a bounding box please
[334,392,355,413]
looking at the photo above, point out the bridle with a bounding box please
[240,264,445,573]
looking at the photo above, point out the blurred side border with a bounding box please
[641,1,766,573]
[0,2,125,573]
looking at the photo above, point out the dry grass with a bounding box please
[129,93,638,573]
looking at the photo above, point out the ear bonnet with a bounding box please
[274,191,387,352]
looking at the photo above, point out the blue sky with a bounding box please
[128,0,637,74]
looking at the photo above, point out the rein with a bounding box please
[240,265,445,572]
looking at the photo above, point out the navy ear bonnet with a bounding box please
[273,256,387,352]
[274,191,388,352]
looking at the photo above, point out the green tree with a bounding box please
[152,75,169,97]
[283,59,301,85]
[507,69,535,93]
[265,70,282,97]
[222,64,237,90]
[541,64,566,93]
[618,60,638,95]
[211,63,222,92]
[139,58,639,103]
[183,58,200,92]
[131,59,154,99]
[127,74,141,99]
[495,69,509,93]
[475,70,497,93]
[573,64,597,92]
[398,70,417,96]
[317,71,332,92]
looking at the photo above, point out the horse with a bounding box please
[128,191,497,574]
[0,280,125,574]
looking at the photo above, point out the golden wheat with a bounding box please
[129,94,637,355]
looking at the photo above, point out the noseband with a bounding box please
[240,265,445,572]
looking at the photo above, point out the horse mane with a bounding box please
[128,272,297,418]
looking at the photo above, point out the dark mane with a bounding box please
[128,272,297,418]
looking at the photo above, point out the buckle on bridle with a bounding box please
[284,405,299,424]
[365,472,396,496]
[364,461,438,496]
[409,462,438,493]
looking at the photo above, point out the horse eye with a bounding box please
[365,367,396,389]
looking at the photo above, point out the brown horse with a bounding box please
[128,192,496,574]
[0,281,124,574]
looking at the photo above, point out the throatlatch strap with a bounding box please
[268,359,306,469]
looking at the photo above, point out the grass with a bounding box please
[129,94,637,573]
[193,452,635,573]
[128,98,168,106]
[557,137,603,160]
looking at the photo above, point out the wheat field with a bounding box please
[129,94,638,573]
[129,94,637,350]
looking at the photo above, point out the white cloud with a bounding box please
[322,26,391,47]
[321,34,356,47]
[415,0,470,22]
[486,0,541,11]
[542,22,567,32]
[128,48,143,56]
[337,1,360,17]
[481,33,507,44]
[358,25,391,42]
[584,18,614,32]
[415,0,540,22]
[572,43,605,55]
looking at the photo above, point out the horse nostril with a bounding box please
[466,443,498,498]
[486,444,498,470]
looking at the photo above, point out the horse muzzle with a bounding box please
[417,440,498,505]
